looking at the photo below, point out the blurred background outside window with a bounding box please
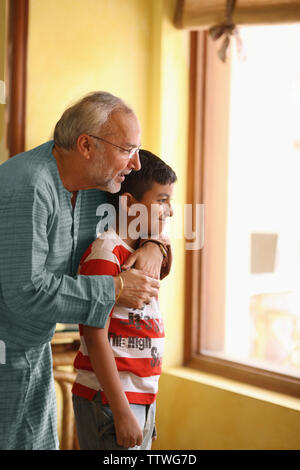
[201,24,300,378]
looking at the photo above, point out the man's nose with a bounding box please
[128,150,141,171]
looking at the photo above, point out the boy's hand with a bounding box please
[122,242,164,280]
[114,269,160,309]
[114,408,143,448]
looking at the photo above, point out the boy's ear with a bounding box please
[119,193,137,213]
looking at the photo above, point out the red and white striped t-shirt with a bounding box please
[72,227,165,405]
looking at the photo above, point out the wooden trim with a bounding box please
[174,0,184,29]
[199,32,231,352]
[184,31,206,364]
[7,0,28,157]
[185,30,300,399]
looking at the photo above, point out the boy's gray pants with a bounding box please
[72,391,156,450]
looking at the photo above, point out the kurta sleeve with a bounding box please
[0,184,115,330]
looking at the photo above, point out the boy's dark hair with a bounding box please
[107,149,177,210]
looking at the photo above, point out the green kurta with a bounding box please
[0,141,115,449]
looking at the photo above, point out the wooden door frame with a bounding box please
[7,0,28,157]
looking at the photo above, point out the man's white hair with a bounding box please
[53,91,134,150]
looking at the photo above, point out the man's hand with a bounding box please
[114,408,143,448]
[114,269,160,309]
[122,242,164,280]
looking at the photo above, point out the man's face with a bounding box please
[136,182,174,236]
[90,110,141,193]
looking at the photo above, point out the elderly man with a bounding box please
[0,92,168,450]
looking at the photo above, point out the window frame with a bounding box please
[184,30,300,399]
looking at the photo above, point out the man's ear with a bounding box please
[76,134,92,160]
[120,192,137,213]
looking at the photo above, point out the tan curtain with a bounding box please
[175,0,300,29]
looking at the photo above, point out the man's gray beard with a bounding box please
[102,179,121,194]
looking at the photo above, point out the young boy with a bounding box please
[72,150,177,450]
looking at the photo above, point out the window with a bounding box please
[185,25,300,397]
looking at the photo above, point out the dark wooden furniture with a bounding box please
[51,331,80,450]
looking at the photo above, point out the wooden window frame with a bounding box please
[6,0,28,157]
[184,30,300,399]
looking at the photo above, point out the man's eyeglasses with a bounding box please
[88,134,141,159]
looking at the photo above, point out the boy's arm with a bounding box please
[79,249,143,448]
[83,321,143,448]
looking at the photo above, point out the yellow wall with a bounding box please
[25,0,300,451]
[27,0,152,150]
[0,0,8,164]
[153,368,300,450]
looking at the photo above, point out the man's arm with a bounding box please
[83,322,143,448]
[0,186,160,340]
[0,186,115,332]
[122,236,172,280]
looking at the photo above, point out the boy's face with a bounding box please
[137,182,174,236]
